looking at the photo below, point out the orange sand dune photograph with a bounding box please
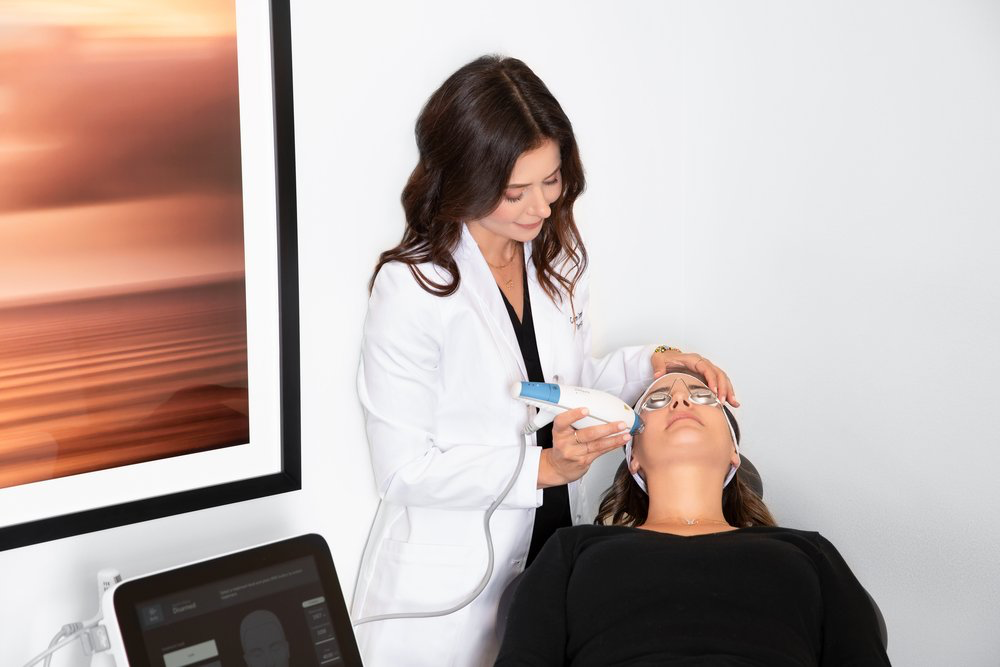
[0,0,250,489]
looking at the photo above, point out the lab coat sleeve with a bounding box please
[494,529,571,665]
[359,262,543,510]
[811,534,891,666]
[575,270,657,406]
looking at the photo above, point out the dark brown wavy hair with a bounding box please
[369,55,588,303]
[594,373,777,528]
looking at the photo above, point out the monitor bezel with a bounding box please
[112,533,362,667]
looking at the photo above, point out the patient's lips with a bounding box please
[666,411,703,429]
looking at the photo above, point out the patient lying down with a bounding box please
[496,371,891,666]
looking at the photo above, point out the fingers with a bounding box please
[651,348,682,378]
[699,359,739,407]
[655,350,741,408]
[717,371,739,407]
[557,417,630,456]
[576,419,630,443]
[546,413,632,484]
[575,419,631,460]
[585,432,631,459]
[587,429,632,449]
[570,430,630,469]
[703,365,725,401]
[552,407,589,432]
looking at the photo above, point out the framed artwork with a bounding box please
[0,0,300,550]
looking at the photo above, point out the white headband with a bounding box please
[625,373,741,493]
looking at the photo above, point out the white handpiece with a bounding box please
[510,382,644,435]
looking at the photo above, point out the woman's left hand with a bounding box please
[650,350,740,407]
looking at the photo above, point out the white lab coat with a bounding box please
[352,224,655,666]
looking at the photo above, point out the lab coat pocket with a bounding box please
[355,539,482,666]
[364,539,478,615]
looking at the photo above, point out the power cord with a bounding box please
[352,426,527,625]
[43,629,70,667]
[22,569,120,667]
[23,629,87,667]
[352,328,532,626]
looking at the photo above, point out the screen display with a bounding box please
[113,535,362,667]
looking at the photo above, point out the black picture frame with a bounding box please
[0,0,300,552]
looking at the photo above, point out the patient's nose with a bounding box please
[669,384,692,409]
[671,394,691,409]
[660,378,693,409]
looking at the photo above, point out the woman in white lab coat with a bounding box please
[351,55,738,666]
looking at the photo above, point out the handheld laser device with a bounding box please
[511,382,644,436]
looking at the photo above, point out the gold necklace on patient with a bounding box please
[650,518,731,527]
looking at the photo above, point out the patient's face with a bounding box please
[631,373,739,479]
[241,611,290,667]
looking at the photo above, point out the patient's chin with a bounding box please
[667,416,703,429]
[661,429,715,449]
[645,437,734,471]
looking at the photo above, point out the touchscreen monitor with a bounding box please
[104,533,362,667]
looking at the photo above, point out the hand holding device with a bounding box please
[510,382,643,435]
[511,382,644,487]
[537,408,634,487]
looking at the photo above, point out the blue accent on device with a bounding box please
[518,381,561,404]
[629,413,643,435]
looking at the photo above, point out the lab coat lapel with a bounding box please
[456,225,527,380]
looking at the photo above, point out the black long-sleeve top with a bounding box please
[496,524,891,666]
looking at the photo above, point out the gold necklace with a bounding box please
[647,517,730,527]
[485,253,517,270]
[480,244,520,290]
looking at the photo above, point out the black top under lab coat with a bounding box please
[499,269,572,566]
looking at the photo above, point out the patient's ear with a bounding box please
[730,450,741,470]
[628,453,641,475]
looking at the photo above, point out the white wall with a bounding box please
[3,1,998,665]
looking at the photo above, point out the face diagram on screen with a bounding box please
[241,610,291,667]
[0,1,249,490]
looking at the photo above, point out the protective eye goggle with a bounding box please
[639,379,722,412]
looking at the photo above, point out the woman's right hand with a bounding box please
[537,408,631,488]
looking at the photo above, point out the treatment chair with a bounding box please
[495,456,889,650]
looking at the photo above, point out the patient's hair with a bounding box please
[594,464,777,528]
[594,370,776,528]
